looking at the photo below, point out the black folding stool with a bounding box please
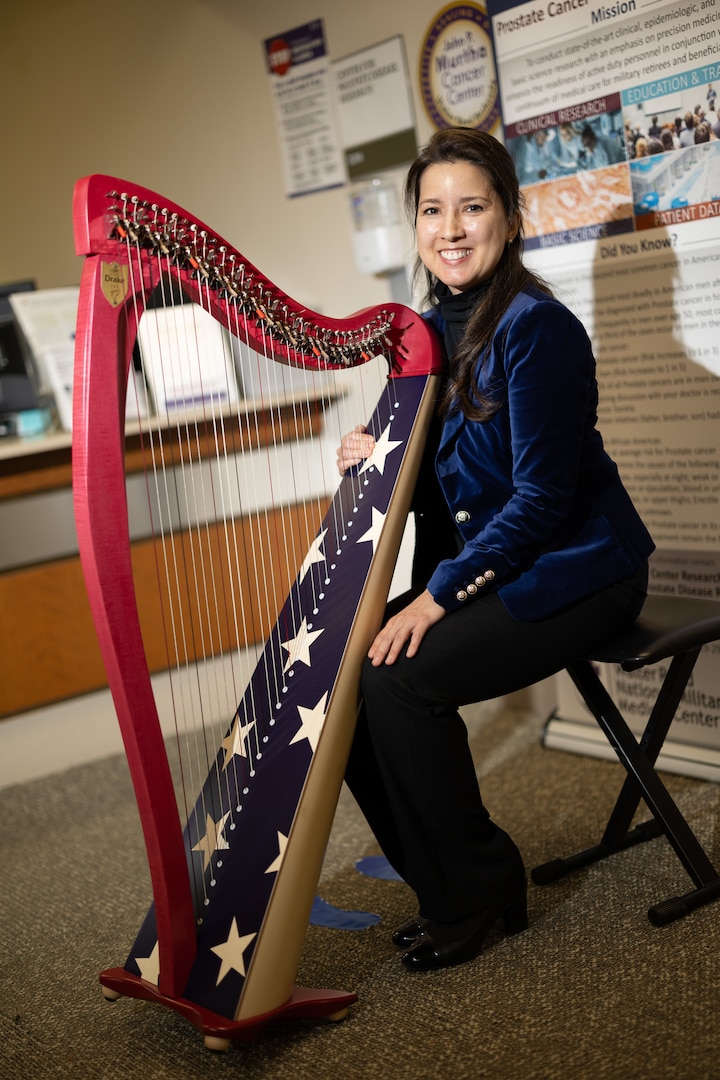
[533,594,720,926]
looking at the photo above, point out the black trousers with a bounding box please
[345,565,648,925]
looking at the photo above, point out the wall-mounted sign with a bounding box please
[264,19,345,197]
[419,3,500,132]
[333,36,417,181]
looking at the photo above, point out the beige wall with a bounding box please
[2,0,444,317]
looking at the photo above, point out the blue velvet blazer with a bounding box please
[423,286,655,619]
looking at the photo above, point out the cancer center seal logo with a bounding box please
[420,2,500,132]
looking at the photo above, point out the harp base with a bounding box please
[98,967,357,1050]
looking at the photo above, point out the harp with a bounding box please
[71,175,443,1049]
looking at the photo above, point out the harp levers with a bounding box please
[71,175,443,1048]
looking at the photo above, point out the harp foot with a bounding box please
[99,967,357,1046]
[325,1007,350,1023]
[203,1035,232,1052]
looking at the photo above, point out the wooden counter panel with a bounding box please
[0,497,330,717]
[0,400,324,500]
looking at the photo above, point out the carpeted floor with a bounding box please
[2,699,719,1079]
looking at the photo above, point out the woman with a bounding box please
[338,128,654,973]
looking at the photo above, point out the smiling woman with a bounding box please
[414,159,519,294]
[338,127,655,973]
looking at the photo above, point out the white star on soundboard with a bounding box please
[359,424,402,477]
[210,918,257,984]
[265,831,288,875]
[192,810,231,872]
[221,715,257,769]
[135,941,160,985]
[298,529,327,581]
[281,616,325,673]
[289,692,328,753]
[356,506,386,554]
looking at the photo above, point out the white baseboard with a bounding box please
[543,716,720,783]
[0,647,263,792]
[0,688,125,791]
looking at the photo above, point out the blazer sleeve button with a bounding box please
[456,590,468,601]
[484,569,496,581]
[475,575,486,587]
[466,583,478,595]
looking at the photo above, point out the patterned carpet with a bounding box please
[2,700,719,1079]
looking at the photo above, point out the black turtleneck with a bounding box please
[434,279,490,359]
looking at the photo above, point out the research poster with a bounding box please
[487,0,720,770]
[264,20,345,197]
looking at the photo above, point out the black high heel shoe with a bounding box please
[400,883,528,972]
[391,916,428,948]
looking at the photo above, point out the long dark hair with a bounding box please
[405,128,553,421]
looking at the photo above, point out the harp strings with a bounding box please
[120,224,390,908]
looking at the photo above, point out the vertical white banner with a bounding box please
[487,0,720,774]
[264,20,345,197]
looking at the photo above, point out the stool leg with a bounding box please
[533,652,720,924]
[598,650,700,848]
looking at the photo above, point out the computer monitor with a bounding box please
[0,279,35,324]
[0,280,38,413]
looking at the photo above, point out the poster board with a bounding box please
[332,36,417,180]
[263,19,345,197]
[487,0,720,777]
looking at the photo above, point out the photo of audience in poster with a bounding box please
[625,82,720,221]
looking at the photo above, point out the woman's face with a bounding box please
[415,161,517,294]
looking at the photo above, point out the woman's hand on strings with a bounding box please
[368,589,446,666]
[337,425,375,475]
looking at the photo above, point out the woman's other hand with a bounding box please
[368,589,446,666]
[337,424,375,475]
